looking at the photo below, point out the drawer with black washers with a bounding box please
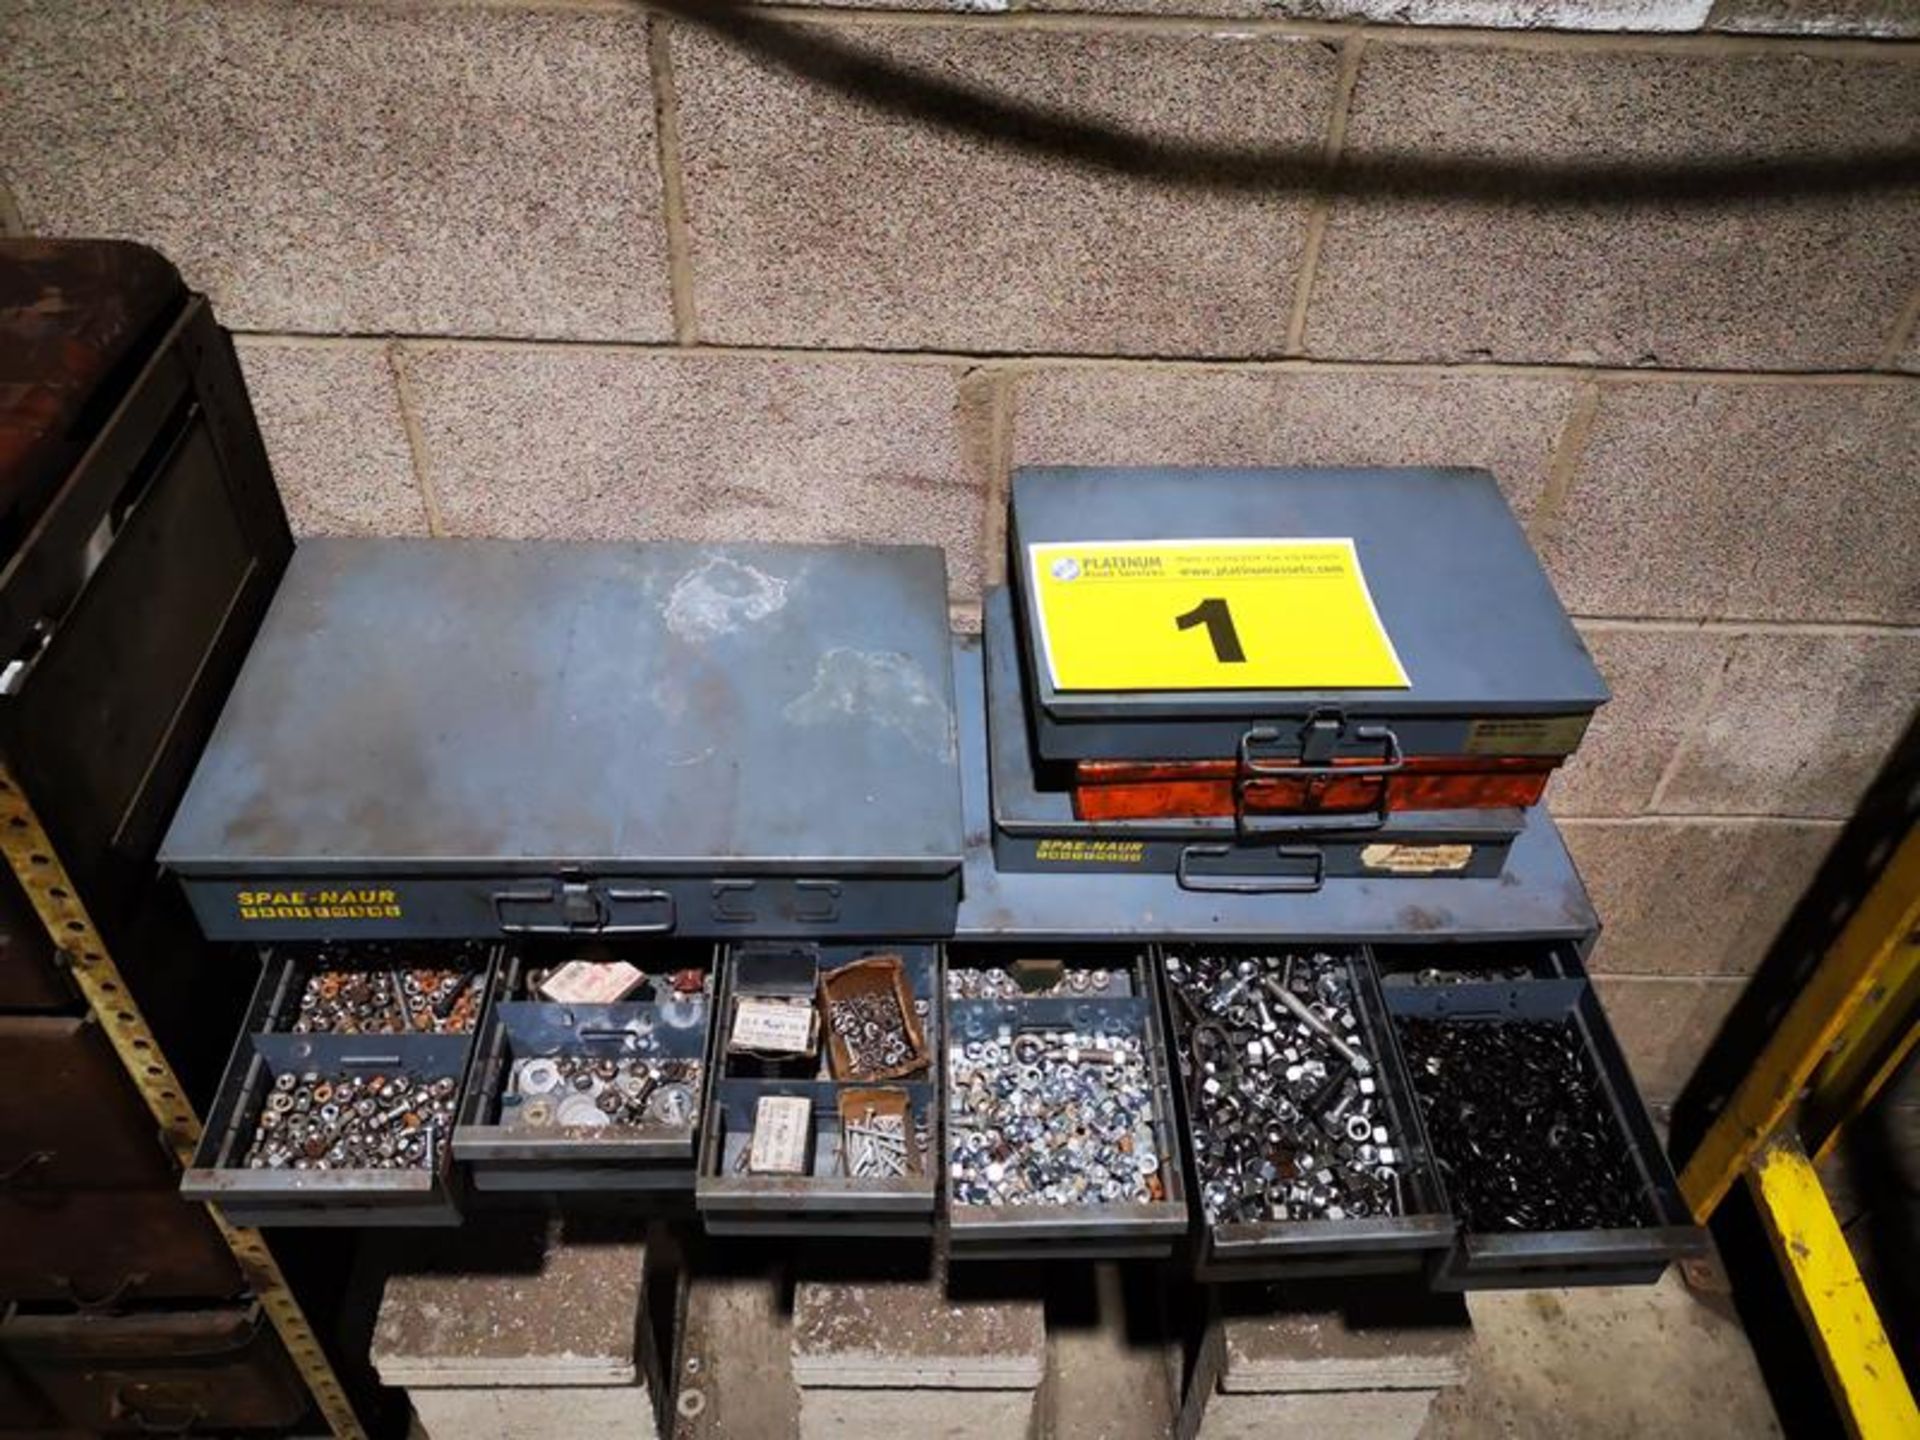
[943,944,1189,1259]
[182,942,501,1227]
[453,944,717,1193]
[1376,944,1704,1290]
[695,942,940,1237]
[1157,944,1453,1281]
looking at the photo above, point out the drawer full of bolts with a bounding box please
[1162,948,1425,1229]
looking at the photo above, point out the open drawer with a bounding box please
[1159,944,1452,1281]
[182,941,499,1227]
[1377,945,1705,1289]
[454,944,716,1193]
[696,942,941,1237]
[944,944,1188,1259]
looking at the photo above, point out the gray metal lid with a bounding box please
[162,539,963,877]
[1011,467,1608,721]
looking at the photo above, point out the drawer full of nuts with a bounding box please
[265,941,497,1035]
[181,945,503,1227]
[943,945,1188,1258]
[183,1030,476,1227]
[1158,945,1452,1280]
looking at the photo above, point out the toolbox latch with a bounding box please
[490,880,677,934]
[560,881,600,928]
[1298,710,1344,765]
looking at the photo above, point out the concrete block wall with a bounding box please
[4,0,1916,1103]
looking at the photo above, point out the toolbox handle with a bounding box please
[1176,845,1324,894]
[1237,721,1404,779]
[1234,723,1401,837]
[340,1055,403,1068]
[490,882,677,934]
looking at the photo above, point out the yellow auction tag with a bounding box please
[1027,538,1408,692]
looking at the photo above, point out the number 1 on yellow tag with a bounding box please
[1026,538,1410,693]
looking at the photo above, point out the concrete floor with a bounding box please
[1423,1270,1780,1439]
[672,1248,1783,1439]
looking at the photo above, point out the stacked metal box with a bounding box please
[959,466,1695,1285]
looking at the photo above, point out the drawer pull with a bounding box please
[113,1391,204,1436]
[52,1271,145,1311]
[1175,845,1325,894]
[0,1149,52,1189]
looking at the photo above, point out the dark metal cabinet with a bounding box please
[0,240,306,1421]
[0,1016,174,1189]
[1,1307,305,1435]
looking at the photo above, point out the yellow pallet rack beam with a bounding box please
[1680,823,1920,1439]
[0,765,368,1440]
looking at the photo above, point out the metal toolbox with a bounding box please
[1007,467,1607,765]
[943,944,1189,1259]
[1157,944,1453,1281]
[1376,948,1705,1290]
[183,942,500,1227]
[952,634,1599,949]
[454,944,716,1193]
[696,942,940,1236]
[985,590,1521,885]
[160,541,965,943]
[0,1304,307,1435]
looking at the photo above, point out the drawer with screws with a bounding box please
[454,945,716,1192]
[1158,945,1452,1280]
[182,943,500,1226]
[695,943,940,1235]
[943,945,1188,1259]
[1378,953,1703,1290]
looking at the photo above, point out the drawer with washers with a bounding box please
[452,943,717,1195]
[1157,944,1453,1281]
[943,944,1189,1260]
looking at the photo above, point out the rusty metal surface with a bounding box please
[0,240,184,560]
[163,539,964,877]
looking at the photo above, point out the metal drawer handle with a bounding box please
[53,1271,145,1311]
[1175,845,1324,895]
[599,887,677,935]
[490,884,561,933]
[0,1149,52,1189]
[112,1390,204,1436]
